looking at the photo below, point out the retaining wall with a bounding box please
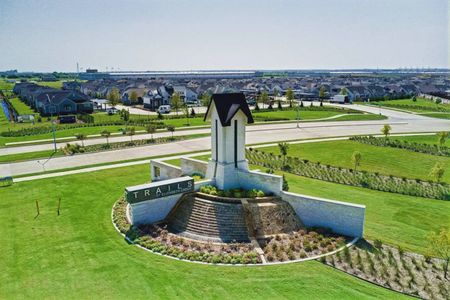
[151,160,182,181]
[237,170,283,195]
[180,157,208,176]
[281,191,365,237]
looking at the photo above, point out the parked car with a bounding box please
[158,105,171,114]
[106,107,118,115]
[59,115,77,124]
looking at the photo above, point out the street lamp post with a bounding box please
[52,119,57,152]
[46,94,57,152]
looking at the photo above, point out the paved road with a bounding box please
[1,105,449,177]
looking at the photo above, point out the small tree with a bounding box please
[75,133,86,147]
[127,127,135,142]
[381,124,391,139]
[129,90,138,104]
[286,88,294,107]
[120,109,130,122]
[430,162,445,183]
[273,88,279,101]
[146,124,156,140]
[171,92,182,115]
[282,174,289,191]
[261,90,269,109]
[184,104,190,126]
[436,131,449,152]
[167,125,175,139]
[157,111,164,120]
[351,151,362,170]
[190,108,196,117]
[319,86,326,100]
[412,95,417,102]
[107,87,120,108]
[277,100,282,110]
[340,87,348,96]
[428,228,450,279]
[278,142,289,167]
[101,130,111,145]
[200,93,211,107]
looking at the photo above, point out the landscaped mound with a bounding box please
[112,197,351,265]
[113,197,261,264]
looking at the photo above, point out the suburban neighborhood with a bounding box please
[0,1,449,299]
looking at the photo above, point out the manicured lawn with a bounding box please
[371,98,450,113]
[0,79,15,90]
[327,113,386,121]
[0,149,62,163]
[256,139,450,183]
[253,109,341,121]
[9,97,36,115]
[35,80,64,89]
[420,112,450,120]
[392,134,450,147]
[0,166,403,299]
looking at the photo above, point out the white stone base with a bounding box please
[205,159,249,190]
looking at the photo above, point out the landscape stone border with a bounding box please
[111,199,359,266]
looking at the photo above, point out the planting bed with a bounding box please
[262,229,350,262]
[321,240,450,299]
[113,197,351,265]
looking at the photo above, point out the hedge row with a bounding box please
[61,135,185,155]
[246,149,450,200]
[350,136,450,157]
[0,121,168,137]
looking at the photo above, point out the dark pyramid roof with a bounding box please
[204,93,254,126]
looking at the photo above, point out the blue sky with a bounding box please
[0,0,448,72]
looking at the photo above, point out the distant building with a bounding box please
[13,83,93,116]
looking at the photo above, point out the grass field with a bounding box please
[256,139,450,183]
[0,79,15,90]
[35,80,64,89]
[392,134,450,147]
[420,112,450,119]
[8,97,36,115]
[371,98,450,113]
[0,165,405,299]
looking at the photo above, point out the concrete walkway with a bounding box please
[2,105,449,177]
[13,132,437,183]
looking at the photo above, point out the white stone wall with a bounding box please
[150,160,182,181]
[129,193,181,225]
[237,169,283,195]
[281,191,365,238]
[180,157,208,176]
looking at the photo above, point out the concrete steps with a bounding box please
[166,195,250,243]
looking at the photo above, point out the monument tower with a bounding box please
[204,93,254,190]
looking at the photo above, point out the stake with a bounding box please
[36,200,40,216]
[57,198,61,216]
